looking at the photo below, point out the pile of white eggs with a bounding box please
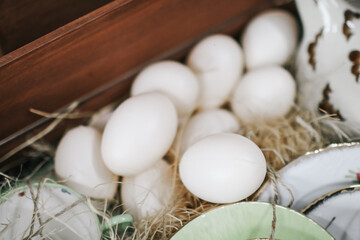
[55,9,299,220]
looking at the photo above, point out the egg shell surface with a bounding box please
[179,133,266,203]
[101,92,178,176]
[131,60,199,118]
[231,65,296,122]
[180,108,239,152]
[121,160,172,220]
[242,9,298,69]
[55,126,118,199]
[187,34,244,109]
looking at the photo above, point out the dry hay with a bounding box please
[0,102,352,240]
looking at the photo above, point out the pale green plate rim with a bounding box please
[171,201,334,240]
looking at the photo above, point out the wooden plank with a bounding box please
[0,0,133,67]
[0,0,113,54]
[0,0,273,169]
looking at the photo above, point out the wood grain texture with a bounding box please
[0,0,273,169]
[0,0,113,54]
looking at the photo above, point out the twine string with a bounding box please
[267,165,278,240]
[277,175,294,208]
[248,166,288,240]
[267,165,294,208]
[265,165,295,240]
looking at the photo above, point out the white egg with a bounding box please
[55,126,118,199]
[231,65,296,122]
[180,109,239,152]
[179,133,266,203]
[131,61,199,118]
[187,34,244,109]
[122,160,172,220]
[101,92,178,176]
[241,9,298,69]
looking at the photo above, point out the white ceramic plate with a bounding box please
[0,183,101,240]
[302,185,360,240]
[256,142,360,211]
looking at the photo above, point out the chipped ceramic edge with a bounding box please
[254,142,360,200]
[301,184,360,214]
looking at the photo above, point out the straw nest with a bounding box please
[1,99,355,240]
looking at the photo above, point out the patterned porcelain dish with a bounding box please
[0,182,132,240]
[295,0,360,133]
[256,143,360,211]
[303,185,360,240]
[171,202,333,240]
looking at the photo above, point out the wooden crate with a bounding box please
[0,0,290,172]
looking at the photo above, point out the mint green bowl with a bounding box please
[171,202,334,240]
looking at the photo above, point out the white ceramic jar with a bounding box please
[295,0,360,134]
